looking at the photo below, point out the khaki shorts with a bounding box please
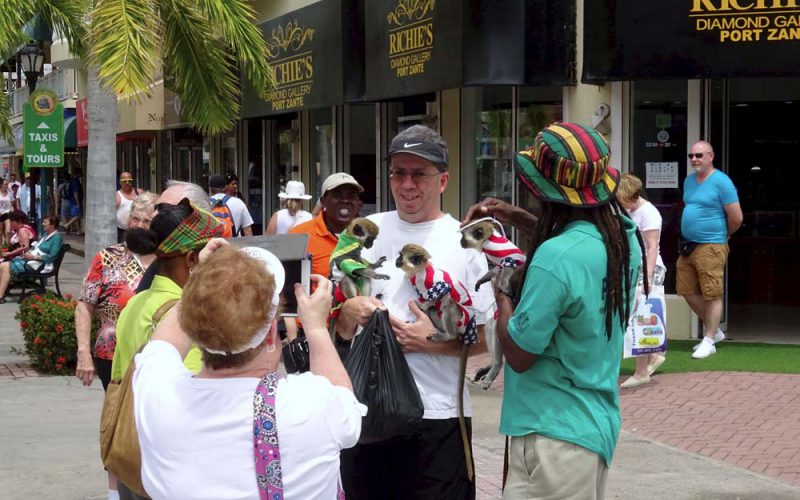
[503,434,608,500]
[676,243,729,299]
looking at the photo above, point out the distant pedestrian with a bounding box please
[496,123,643,500]
[0,179,14,245]
[267,180,312,235]
[679,141,742,360]
[617,174,667,388]
[64,168,84,235]
[208,174,254,237]
[16,172,41,218]
[116,171,144,243]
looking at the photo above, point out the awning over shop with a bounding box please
[364,0,576,101]
[240,0,365,118]
[0,124,23,154]
[583,0,800,83]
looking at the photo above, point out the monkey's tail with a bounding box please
[458,343,475,482]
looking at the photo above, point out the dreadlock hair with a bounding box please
[520,198,649,340]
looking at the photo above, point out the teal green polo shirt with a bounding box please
[500,218,642,465]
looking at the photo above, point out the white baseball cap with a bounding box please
[321,172,364,197]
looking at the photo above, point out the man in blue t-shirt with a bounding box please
[679,141,743,360]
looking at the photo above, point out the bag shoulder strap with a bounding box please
[254,372,284,500]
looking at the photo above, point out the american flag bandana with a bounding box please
[410,263,478,344]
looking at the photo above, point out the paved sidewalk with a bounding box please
[467,352,800,498]
[1,256,799,498]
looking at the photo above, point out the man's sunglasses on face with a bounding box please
[687,153,708,159]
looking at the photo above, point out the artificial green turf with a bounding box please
[620,340,800,375]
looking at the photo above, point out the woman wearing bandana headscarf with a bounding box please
[110,198,225,383]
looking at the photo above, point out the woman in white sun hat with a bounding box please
[267,180,313,235]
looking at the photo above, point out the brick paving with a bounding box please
[468,351,800,490]
[0,362,38,378]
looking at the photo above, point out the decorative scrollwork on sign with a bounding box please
[387,0,436,27]
[265,20,316,59]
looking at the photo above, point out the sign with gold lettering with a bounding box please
[241,0,361,118]
[366,0,462,100]
[366,0,575,100]
[584,0,800,82]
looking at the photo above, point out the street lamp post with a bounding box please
[19,43,45,232]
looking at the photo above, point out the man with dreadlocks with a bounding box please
[494,123,645,500]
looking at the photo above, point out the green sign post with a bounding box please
[23,89,63,234]
[23,89,64,169]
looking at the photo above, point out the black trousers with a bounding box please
[341,418,475,500]
[94,356,112,391]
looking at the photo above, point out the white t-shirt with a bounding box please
[211,194,254,236]
[630,200,665,270]
[133,341,364,500]
[361,211,494,419]
[0,191,13,214]
[16,184,41,215]
[275,208,312,235]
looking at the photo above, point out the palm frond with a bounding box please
[195,0,274,96]
[90,0,160,99]
[0,73,13,146]
[39,0,90,59]
[0,1,35,50]
[160,0,239,134]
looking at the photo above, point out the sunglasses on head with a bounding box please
[687,153,707,159]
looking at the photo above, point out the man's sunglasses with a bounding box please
[687,153,707,159]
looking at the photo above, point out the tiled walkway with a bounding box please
[467,352,800,491]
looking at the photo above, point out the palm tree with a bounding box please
[1,0,274,263]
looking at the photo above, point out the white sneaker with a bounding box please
[693,329,725,351]
[692,339,717,359]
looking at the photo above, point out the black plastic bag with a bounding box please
[345,308,424,444]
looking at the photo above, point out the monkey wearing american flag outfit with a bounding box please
[459,217,527,389]
[396,243,477,481]
[459,217,526,298]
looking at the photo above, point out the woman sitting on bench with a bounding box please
[0,215,63,303]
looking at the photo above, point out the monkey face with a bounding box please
[348,217,380,248]
[459,220,495,249]
[396,244,431,275]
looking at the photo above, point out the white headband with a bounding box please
[201,247,285,356]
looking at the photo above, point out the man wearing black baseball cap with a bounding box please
[336,125,493,499]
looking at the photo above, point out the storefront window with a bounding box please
[516,86,563,252]
[310,108,334,206]
[348,104,377,215]
[246,119,264,234]
[630,81,688,294]
[270,114,299,213]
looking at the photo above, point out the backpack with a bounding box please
[210,195,236,238]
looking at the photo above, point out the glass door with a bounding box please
[630,81,689,295]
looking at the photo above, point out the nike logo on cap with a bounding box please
[403,142,422,148]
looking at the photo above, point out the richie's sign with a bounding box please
[583,0,800,82]
[265,20,316,112]
[386,0,436,78]
[690,0,800,42]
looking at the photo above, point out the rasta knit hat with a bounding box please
[514,122,619,208]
